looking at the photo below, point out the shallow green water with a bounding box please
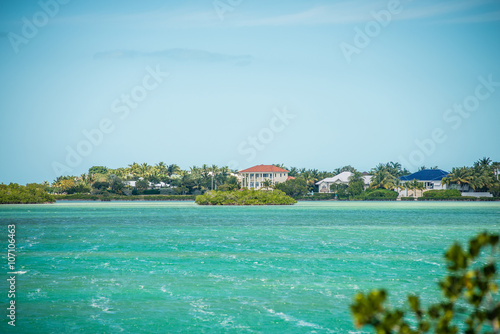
[1,201,499,333]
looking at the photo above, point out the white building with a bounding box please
[316,172,372,193]
[123,180,136,188]
[122,180,170,189]
[239,165,289,189]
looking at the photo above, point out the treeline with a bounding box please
[442,158,500,193]
[54,194,196,201]
[41,162,409,197]
[10,157,500,201]
[0,183,55,204]
[46,163,239,196]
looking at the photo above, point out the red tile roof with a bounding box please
[239,165,289,173]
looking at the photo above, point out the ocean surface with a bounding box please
[1,201,499,333]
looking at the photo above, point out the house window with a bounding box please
[255,182,259,187]
[250,182,254,187]
[263,174,268,177]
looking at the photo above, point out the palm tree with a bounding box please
[262,179,272,190]
[402,182,409,197]
[128,162,141,178]
[301,171,317,191]
[441,167,472,191]
[470,168,495,192]
[210,165,219,190]
[146,169,161,185]
[370,170,395,190]
[79,173,90,186]
[475,157,492,169]
[289,167,299,177]
[393,179,405,194]
[370,163,387,175]
[389,161,402,172]
[492,162,500,180]
[416,181,425,197]
[167,164,181,177]
[156,162,167,174]
[386,162,404,177]
[189,166,200,178]
[139,163,151,178]
[215,166,230,188]
[406,180,416,198]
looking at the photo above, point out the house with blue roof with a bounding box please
[399,169,450,197]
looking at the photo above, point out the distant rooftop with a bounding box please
[400,169,450,181]
[239,165,289,173]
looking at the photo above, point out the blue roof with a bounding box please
[400,169,450,181]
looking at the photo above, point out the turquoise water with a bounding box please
[1,201,499,333]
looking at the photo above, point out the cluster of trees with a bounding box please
[47,163,240,196]
[0,183,55,204]
[327,158,499,200]
[442,157,500,196]
[272,162,409,199]
[47,162,400,198]
[195,189,296,205]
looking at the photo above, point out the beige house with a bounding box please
[239,165,290,189]
[316,171,372,193]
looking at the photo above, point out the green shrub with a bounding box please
[355,189,398,201]
[100,191,111,201]
[422,189,462,199]
[141,195,196,201]
[54,194,99,200]
[159,188,176,195]
[142,189,160,195]
[195,189,296,205]
[0,183,55,204]
[299,193,336,201]
[418,196,478,201]
[274,178,309,198]
[400,197,415,201]
[479,197,500,201]
[54,194,195,201]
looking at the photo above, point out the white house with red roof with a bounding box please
[239,165,289,189]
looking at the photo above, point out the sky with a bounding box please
[0,0,499,184]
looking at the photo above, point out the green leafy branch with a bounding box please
[351,232,500,334]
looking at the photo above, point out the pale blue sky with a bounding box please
[1,0,499,184]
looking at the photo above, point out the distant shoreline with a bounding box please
[53,194,197,202]
[2,199,499,205]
